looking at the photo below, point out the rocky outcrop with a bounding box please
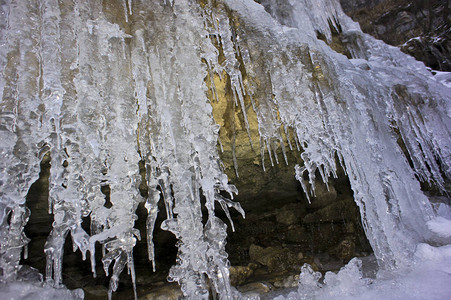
[340,0,451,71]
[340,0,385,12]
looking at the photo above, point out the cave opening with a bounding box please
[21,149,372,298]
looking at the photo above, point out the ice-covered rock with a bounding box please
[0,0,450,299]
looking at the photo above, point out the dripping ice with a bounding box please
[0,0,450,299]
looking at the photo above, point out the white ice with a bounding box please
[272,245,451,300]
[0,0,450,299]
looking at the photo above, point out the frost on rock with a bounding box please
[0,0,450,299]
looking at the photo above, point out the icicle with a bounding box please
[232,133,239,178]
[158,174,174,219]
[272,140,280,165]
[122,0,128,23]
[295,165,311,204]
[144,190,160,272]
[23,243,28,260]
[209,69,219,103]
[106,251,127,300]
[294,130,301,152]
[266,138,275,167]
[127,251,138,300]
[0,0,45,282]
[280,127,289,164]
[210,4,254,150]
[218,136,224,153]
[260,136,266,172]
[128,0,133,16]
[215,193,245,232]
[90,243,97,278]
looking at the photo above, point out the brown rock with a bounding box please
[273,274,300,288]
[275,203,305,225]
[237,281,273,295]
[249,244,302,272]
[330,238,356,262]
[285,225,308,244]
[83,285,108,298]
[141,284,182,300]
[229,264,256,286]
[303,197,356,224]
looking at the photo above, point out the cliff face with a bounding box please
[340,0,451,71]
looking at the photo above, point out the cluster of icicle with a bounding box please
[0,0,450,299]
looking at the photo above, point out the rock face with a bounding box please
[340,0,385,12]
[340,0,451,71]
[225,171,372,268]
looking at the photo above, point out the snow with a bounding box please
[0,281,84,300]
[427,217,451,240]
[433,71,451,88]
[270,244,451,300]
[0,0,450,299]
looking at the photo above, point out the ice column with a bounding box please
[131,1,244,298]
[0,0,44,281]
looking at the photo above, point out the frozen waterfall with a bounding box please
[0,0,450,299]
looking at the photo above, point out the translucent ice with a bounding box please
[0,0,450,299]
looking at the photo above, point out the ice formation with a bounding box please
[0,0,450,299]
